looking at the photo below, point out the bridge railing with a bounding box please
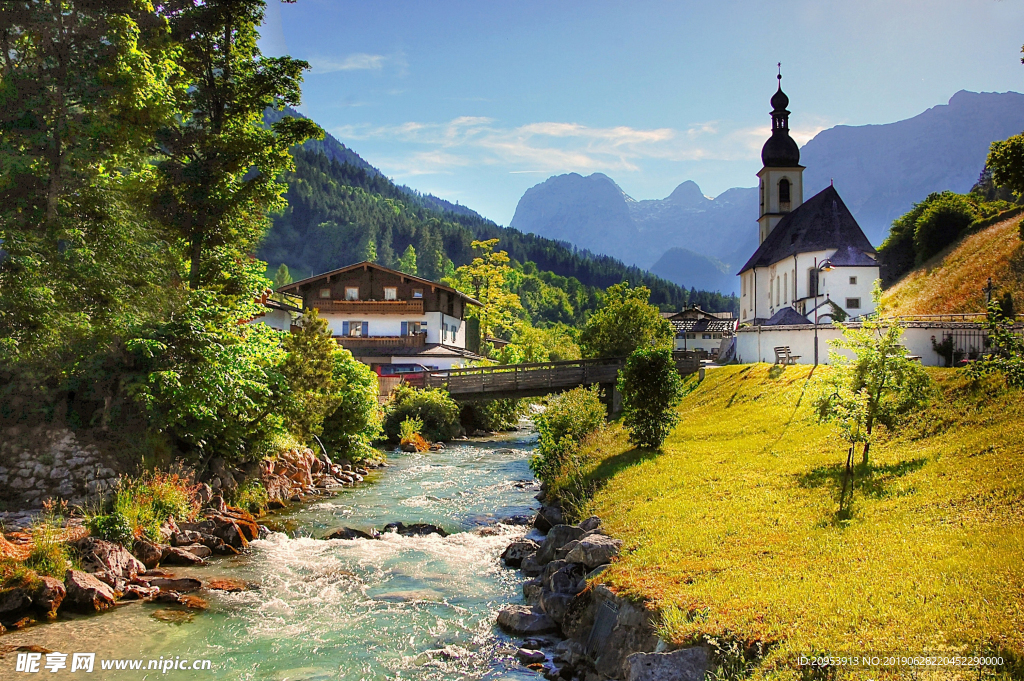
[424,357,624,396]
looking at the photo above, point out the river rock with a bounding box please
[535,525,585,565]
[564,534,623,569]
[555,538,580,561]
[63,570,116,612]
[161,545,207,566]
[158,517,180,543]
[325,527,379,540]
[517,648,546,664]
[383,522,448,537]
[0,587,33,618]
[121,584,159,600]
[76,536,146,583]
[521,554,544,577]
[578,516,602,532]
[133,539,165,569]
[522,578,543,606]
[143,577,202,593]
[539,589,574,624]
[496,605,559,635]
[500,539,539,568]
[180,544,213,559]
[33,577,65,615]
[547,562,587,595]
[206,578,252,592]
[534,505,563,533]
[626,648,709,681]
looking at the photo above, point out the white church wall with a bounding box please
[816,267,879,318]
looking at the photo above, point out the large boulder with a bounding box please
[133,539,165,570]
[535,525,585,565]
[160,546,207,566]
[0,587,33,618]
[496,604,559,635]
[76,536,145,584]
[547,562,588,595]
[500,539,539,568]
[626,648,709,681]
[533,505,563,533]
[564,534,623,569]
[141,577,202,593]
[539,589,574,624]
[325,527,379,540]
[383,522,448,537]
[63,570,116,612]
[33,577,65,616]
[520,554,544,577]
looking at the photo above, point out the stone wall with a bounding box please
[0,427,121,509]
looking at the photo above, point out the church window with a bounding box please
[808,269,818,297]
[779,178,791,205]
[846,298,861,310]
[783,273,788,303]
[849,276,858,285]
[776,277,780,304]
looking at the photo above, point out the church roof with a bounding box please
[762,307,813,326]
[738,185,876,274]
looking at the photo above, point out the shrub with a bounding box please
[580,282,674,358]
[383,385,461,442]
[531,385,606,485]
[319,345,383,461]
[231,478,270,516]
[619,347,685,449]
[459,398,527,432]
[110,469,200,542]
[87,512,135,546]
[913,193,977,262]
[398,416,430,452]
[25,509,77,578]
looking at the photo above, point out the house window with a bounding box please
[849,276,858,285]
[319,288,331,299]
[384,287,397,301]
[348,321,366,337]
[702,334,712,340]
[779,178,791,205]
[412,289,423,299]
[846,298,861,310]
[345,287,359,301]
[686,333,695,340]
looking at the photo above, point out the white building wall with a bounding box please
[387,355,469,371]
[247,309,293,332]
[735,324,981,367]
[320,311,467,348]
[813,267,879,318]
[674,334,728,354]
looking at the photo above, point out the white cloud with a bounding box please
[332,114,835,177]
[308,52,394,74]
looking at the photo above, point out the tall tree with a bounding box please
[579,283,673,358]
[446,239,524,351]
[397,244,417,275]
[418,221,445,280]
[151,0,322,289]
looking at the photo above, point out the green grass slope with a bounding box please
[578,365,1023,678]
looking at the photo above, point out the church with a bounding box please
[737,74,879,325]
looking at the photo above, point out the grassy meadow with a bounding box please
[883,214,1024,315]
[575,364,1023,679]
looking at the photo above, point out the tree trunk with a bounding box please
[188,233,203,289]
[839,444,855,515]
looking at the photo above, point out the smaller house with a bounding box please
[271,261,485,371]
[668,306,736,356]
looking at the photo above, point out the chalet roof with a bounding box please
[668,305,735,322]
[762,307,812,326]
[346,344,486,360]
[738,186,876,274]
[277,261,482,306]
[671,318,735,334]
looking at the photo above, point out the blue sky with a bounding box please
[261,0,1024,225]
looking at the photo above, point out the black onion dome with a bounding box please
[770,86,789,111]
[761,131,800,167]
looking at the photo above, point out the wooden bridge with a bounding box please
[423,357,626,401]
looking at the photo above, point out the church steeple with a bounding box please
[757,65,804,244]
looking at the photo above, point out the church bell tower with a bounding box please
[757,67,804,244]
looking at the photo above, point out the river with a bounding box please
[1,430,542,680]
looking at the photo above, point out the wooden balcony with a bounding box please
[334,333,427,349]
[311,299,424,315]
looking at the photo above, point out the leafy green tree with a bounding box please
[274,264,293,288]
[580,283,673,358]
[321,348,383,461]
[912,193,977,262]
[987,133,1024,197]
[151,0,322,289]
[618,348,684,449]
[531,385,606,486]
[383,385,460,442]
[814,284,932,512]
[397,244,418,275]
[446,239,524,353]
[278,309,343,442]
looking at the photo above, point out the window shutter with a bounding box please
[401,322,408,336]
[341,321,349,336]
[362,321,369,336]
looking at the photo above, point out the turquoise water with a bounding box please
[0,432,542,680]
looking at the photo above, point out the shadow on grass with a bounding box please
[586,447,660,486]
[797,457,928,500]
[757,367,816,456]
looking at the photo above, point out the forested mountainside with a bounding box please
[259,148,739,320]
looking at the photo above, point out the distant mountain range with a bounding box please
[509,90,1024,295]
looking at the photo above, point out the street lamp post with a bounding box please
[813,257,834,366]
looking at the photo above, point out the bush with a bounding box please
[25,510,77,578]
[319,345,383,461]
[231,478,269,516]
[459,398,527,432]
[913,193,977,262]
[531,385,606,485]
[383,385,461,442]
[619,347,685,449]
[87,512,135,546]
[110,470,200,542]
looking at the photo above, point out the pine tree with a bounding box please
[274,264,293,288]
[397,244,418,275]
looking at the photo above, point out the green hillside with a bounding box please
[259,147,739,321]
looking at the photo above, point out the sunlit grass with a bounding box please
[577,365,1024,679]
[883,215,1024,315]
